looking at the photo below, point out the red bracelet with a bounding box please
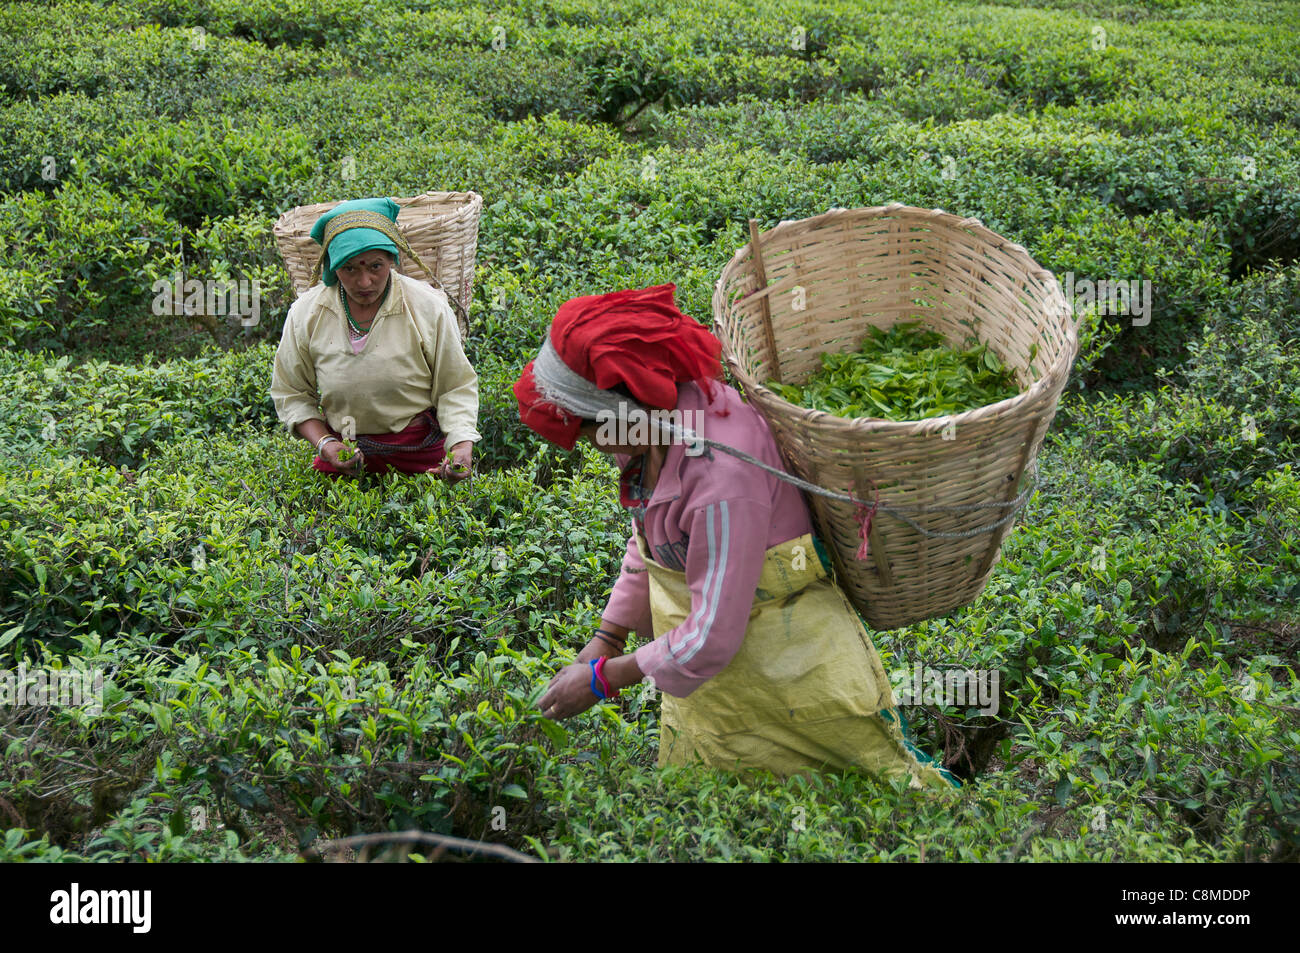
[593,656,618,699]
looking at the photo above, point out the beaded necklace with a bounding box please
[340,277,391,335]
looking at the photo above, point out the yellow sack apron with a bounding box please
[638,530,954,789]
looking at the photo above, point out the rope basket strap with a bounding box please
[649,418,1039,559]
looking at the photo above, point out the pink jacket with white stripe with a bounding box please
[603,381,813,697]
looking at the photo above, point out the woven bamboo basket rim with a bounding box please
[719,204,1078,433]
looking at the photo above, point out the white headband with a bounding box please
[532,336,648,423]
[531,335,703,451]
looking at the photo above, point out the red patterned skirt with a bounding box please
[312,409,446,477]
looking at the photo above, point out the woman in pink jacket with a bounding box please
[514,284,952,787]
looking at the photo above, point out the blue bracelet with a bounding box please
[589,660,606,700]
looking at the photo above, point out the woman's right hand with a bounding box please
[320,440,365,476]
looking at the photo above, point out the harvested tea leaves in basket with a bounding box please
[769,321,1021,421]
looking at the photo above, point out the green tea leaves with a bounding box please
[770,321,1020,421]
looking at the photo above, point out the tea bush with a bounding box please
[0,344,278,467]
[147,642,565,848]
[1058,264,1300,508]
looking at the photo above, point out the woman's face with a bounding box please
[336,250,394,304]
[577,421,650,457]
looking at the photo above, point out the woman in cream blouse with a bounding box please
[270,198,480,479]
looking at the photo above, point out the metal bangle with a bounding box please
[316,435,340,454]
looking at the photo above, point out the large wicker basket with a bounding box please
[712,204,1079,631]
[272,191,483,337]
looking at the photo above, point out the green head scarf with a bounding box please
[309,197,402,287]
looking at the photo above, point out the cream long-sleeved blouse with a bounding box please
[270,273,481,450]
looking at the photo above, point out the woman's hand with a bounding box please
[539,662,601,721]
[438,440,473,482]
[321,440,364,476]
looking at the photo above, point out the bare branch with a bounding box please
[303,829,541,863]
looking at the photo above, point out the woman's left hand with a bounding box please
[539,663,601,721]
[439,441,473,482]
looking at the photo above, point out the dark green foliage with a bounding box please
[1059,264,1300,514]
[0,345,278,467]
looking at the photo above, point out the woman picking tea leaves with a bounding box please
[271,198,479,480]
[514,284,952,787]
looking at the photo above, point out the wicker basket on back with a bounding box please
[712,204,1078,631]
[272,191,482,338]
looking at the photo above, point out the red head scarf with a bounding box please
[513,283,724,450]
